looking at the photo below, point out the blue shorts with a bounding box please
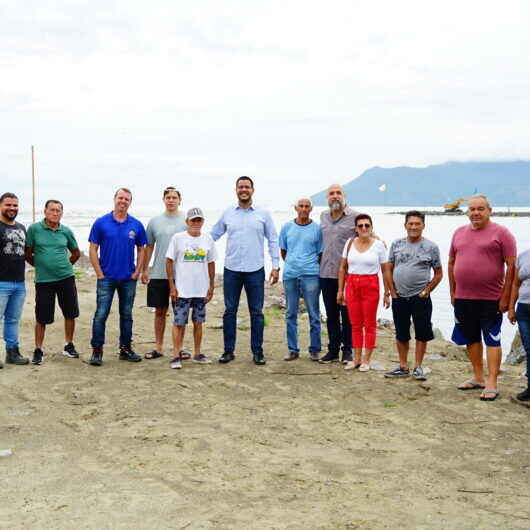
[451,299,502,347]
[172,297,206,326]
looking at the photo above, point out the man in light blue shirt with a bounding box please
[211,176,280,365]
[279,198,322,362]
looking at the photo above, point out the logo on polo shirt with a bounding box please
[128,230,136,239]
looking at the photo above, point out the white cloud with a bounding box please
[1,0,530,208]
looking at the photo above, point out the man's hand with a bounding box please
[383,293,390,309]
[96,272,105,280]
[205,286,214,303]
[336,291,345,306]
[170,286,178,303]
[131,270,140,281]
[418,287,430,299]
[269,269,279,285]
[499,297,509,313]
[508,308,517,325]
[141,271,149,284]
[450,293,455,306]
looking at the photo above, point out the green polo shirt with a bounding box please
[26,220,79,283]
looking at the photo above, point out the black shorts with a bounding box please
[35,275,79,324]
[147,279,170,308]
[391,295,434,343]
[452,299,502,347]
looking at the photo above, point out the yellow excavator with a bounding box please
[443,198,470,212]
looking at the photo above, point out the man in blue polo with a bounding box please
[211,176,280,365]
[88,188,147,366]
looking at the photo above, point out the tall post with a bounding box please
[31,145,36,222]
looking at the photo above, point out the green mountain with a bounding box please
[311,161,530,206]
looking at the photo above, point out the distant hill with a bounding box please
[311,161,530,206]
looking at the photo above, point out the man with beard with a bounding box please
[0,192,29,367]
[211,176,279,365]
[319,184,360,364]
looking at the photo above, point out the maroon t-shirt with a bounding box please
[449,222,516,300]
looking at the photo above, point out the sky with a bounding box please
[2,0,530,210]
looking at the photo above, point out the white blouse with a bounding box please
[342,239,388,275]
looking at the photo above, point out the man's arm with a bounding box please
[210,212,227,241]
[336,258,348,306]
[69,248,81,265]
[381,262,391,308]
[24,247,34,266]
[448,257,456,306]
[499,256,516,313]
[132,245,146,280]
[89,242,104,279]
[419,267,443,298]
[508,267,521,324]
[141,244,155,284]
[384,262,397,298]
[264,213,280,284]
[206,261,215,303]
[166,258,177,302]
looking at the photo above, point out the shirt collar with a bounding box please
[40,219,63,231]
[235,204,255,211]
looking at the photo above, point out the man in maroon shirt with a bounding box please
[448,195,516,401]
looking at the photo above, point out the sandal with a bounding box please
[480,389,499,401]
[457,380,485,391]
[145,350,163,359]
[179,350,192,360]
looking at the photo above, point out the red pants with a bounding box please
[345,274,380,349]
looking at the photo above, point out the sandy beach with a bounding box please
[1,267,529,529]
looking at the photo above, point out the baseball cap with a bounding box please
[186,207,205,220]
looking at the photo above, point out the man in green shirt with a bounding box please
[25,200,81,365]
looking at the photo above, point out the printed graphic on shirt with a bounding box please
[183,247,207,262]
[128,230,136,239]
[2,228,25,256]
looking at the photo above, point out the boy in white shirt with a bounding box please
[165,208,217,369]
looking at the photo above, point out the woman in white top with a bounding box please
[337,214,390,371]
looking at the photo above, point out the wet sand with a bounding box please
[1,269,529,529]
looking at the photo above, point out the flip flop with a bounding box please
[144,350,164,359]
[480,389,499,401]
[457,380,485,391]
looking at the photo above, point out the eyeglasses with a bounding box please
[357,223,371,229]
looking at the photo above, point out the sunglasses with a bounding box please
[357,223,371,229]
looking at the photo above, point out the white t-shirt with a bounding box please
[342,239,387,274]
[165,232,217,298]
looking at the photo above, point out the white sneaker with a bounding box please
[359,363,370,372]
[344,361,360,371]
[170,357,182,369]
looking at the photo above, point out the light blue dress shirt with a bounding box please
[211,205,280,272]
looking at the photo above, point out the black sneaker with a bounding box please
[218,352,235,364]
[516,388,530,402]
[119,346,142,362]
[5,346,29,365]
[32,348,44,365]
[318,352,339,364]
[384,366,410,378]
[63,342,80,358]
[89,346,103,366]
[253,353,266,365]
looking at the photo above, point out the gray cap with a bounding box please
[186,207,205,220]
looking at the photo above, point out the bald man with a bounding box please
[279,198,322,361]
[319,185,360,364]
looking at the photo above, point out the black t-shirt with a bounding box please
[0,221,26,282]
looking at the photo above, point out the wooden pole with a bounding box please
[31,145,36,222]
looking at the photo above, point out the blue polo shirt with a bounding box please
[88,213,147,280]
[279,220,322,280]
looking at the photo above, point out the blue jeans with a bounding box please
[223,267,264,355]
[91,278,137,348]
[283,276,321,354]
[516,303,530,385]
[0,281,26,349]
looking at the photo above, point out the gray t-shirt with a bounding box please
[320,206,360,279]
[517,249,530,304]
[146,213,187,279]
[388,238,442,297]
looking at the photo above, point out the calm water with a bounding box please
[17,205,530,353]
